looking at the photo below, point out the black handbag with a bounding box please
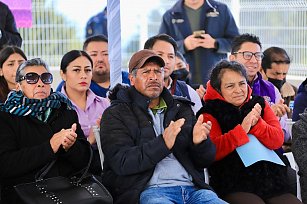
[14,144,113,204]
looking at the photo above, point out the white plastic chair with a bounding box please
[93,126,104,171]
[284,152,301,201]
[204,168,210,184]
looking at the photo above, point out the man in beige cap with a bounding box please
[100,49,225,204]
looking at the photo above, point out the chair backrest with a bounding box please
[93,126,104,171]
[284,152,301,201]
[204,168,210,184]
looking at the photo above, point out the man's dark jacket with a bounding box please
[100,84,216,204]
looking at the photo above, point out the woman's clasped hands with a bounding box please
[241,103,262,133]
[50,123,77,153]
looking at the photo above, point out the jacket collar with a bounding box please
[129,86,174,111]
[248,72,262,86]
[204,80,253,106]
[171,0,185,14]
[171,0,217,14]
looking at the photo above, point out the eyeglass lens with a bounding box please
[243,52,263,60]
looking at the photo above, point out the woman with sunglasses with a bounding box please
[0,46,27,103]
[0,58,91,203]
[59,50,110,176]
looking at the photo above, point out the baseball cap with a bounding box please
[128,49,165,73]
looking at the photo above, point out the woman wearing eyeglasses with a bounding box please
[0,58,91,204]
[0,46,27,103]
[59,50,110,176]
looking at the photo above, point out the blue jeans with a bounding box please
[140,186,228,204]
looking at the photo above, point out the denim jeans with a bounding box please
[140,186,228,204]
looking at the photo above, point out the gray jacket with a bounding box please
[292,109,307,203]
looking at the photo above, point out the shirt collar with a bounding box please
[151,97,167,115]
[61,85,102,110]
[166,77,173,90]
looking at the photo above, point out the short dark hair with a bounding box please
[144,34,178,53]
[16,58,49,83]
[60,50,93,73]
[176,51,187,63]
[262,47,291,72]
[210,60,247,93]
[0,46,27,68]
[231,33,262,53]
[83,34,108,51]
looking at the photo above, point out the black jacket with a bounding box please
[0,104,91,204]
[100,85,216,204]
[0,2,22,49]
[292,110,307,203]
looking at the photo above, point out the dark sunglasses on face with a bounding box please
[17,72,53,84]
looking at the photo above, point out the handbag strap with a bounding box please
[35,160,57,181]
[35,141,93,182]
[76,142,93,183]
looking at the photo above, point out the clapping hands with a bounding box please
[87,117,101,145]
[50,123,78,153]
[193,115,212,145]
[163,118,185,150]
[241,103,262,133]
[271,99,290,118]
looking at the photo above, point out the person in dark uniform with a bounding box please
[85,7,108,38]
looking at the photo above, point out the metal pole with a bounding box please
[107,0,122,88]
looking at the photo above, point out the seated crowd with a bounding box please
[0,33,305,204]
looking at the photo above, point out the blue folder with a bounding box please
[236,134,285,167]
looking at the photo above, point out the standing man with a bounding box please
[85,7,108,38]
[159,0,239,85]
[229,33,291,143]
[57,35,130,97]
[144,34,202,114]
[0,2,22,49]
[100,49,226,204]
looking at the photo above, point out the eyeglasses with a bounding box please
[232,51,264,61]
[17,72,53,84]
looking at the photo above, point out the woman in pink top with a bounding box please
[59,50,110,176]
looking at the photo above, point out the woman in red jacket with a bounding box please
[197,60,301,204]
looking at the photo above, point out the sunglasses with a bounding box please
[17,72,53,84]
